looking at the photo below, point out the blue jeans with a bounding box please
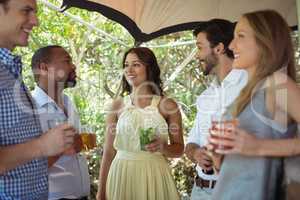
[190,183,213,200]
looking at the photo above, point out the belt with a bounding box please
[195,175,216,189]
[58,197,88,200]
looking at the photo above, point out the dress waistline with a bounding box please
[115,150,166,161]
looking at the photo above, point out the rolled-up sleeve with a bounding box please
[186,109,202,146]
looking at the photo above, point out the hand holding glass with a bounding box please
[210,113,238,151]
[139,127,158,151]
[47,118,78,155]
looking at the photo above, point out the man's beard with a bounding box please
[64,76,76,88]
[202,53,218,76]
[202,63,213,76]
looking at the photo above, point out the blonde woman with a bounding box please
[208,10,300,200]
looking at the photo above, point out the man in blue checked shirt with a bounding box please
[0,0,77,199]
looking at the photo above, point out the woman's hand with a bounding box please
[208,126,259,156]
[145,135,167,153]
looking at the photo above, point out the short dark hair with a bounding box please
[193,19,235,58]
[31,45,63,82]
[121,47,163,96]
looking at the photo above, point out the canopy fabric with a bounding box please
[62,0,297,43]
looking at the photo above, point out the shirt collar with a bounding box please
[0,48,22,78]
[32,86,72,113]
[32,86,57,108]
[211,69,248,87]
[222,69,248,86]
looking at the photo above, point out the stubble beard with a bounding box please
[203,52,218,76]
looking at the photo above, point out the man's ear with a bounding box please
[38,62,49,76]
[214,43,225,55]
[39,62,48,71]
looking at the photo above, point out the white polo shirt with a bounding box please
[187,69,248,180]
[32,86,90,200]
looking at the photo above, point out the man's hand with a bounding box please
[38,123,77,157]
[64,134,83,155]
[193,147,213,171]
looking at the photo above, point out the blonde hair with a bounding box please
[233,10,296,117]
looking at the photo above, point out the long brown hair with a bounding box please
[233,10,296,116]
[121,47,163,96]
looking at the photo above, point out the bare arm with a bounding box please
[147,97,184,158]
[209,72,300,157]
[0,124,76,174]
[97,99,121,200]
[254,137,300,157]
[209,127,300,157]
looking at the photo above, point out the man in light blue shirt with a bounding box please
[31,45,90,200]
[185,19,248,200]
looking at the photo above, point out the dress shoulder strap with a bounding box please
[150,95,161,108]
[122,95,132,107]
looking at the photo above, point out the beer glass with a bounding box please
[80,125,97,151]
[210,112,237,150]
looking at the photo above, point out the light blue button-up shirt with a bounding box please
[32,86,90,199]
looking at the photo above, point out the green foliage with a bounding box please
[170,156,196,196]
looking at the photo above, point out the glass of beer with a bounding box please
[80,125,97,151]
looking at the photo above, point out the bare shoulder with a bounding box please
[272,71,298,89]
[106,96,124,114]
[158,96,180,115]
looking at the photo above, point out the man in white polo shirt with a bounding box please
[185,19,248,200]
[31,45,90,200]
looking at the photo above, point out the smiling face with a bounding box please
[195,32,218,75]
[0,0,38,50]
[229,17,260,76]
[123,53,147,88]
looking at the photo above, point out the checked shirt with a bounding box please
[0,48,48,200]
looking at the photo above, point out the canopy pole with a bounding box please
[38,0,129,47]
[297,0,300,47]
[164,47,197,87]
